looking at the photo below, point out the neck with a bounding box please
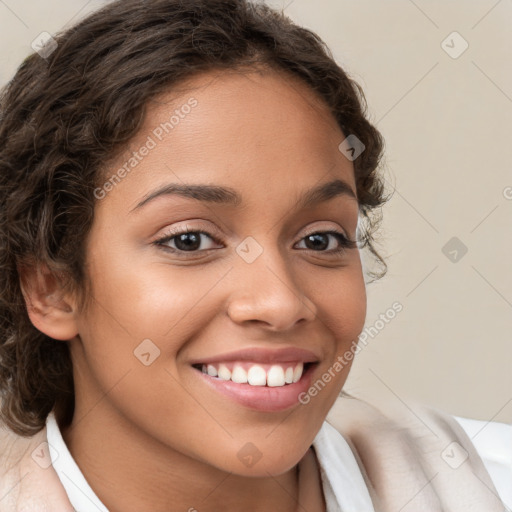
[61,400,310,512]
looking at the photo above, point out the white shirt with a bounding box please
[46,413,512,512]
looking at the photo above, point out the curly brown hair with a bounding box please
[0,0,387,437]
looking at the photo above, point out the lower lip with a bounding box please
[193,364,316,412]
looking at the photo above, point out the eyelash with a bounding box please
[152,226,357,257]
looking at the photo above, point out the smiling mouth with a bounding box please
[191,361,316,387]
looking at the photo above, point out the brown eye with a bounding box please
[295,230,357,255]
[154,228,223,254]
[173,232,203,251]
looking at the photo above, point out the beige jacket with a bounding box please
[0,396,506,511]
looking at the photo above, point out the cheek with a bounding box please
[82,253,215,342]
[73,261,229,461]
[335,282,367,352]
[314,261,367,349]
[299,263,367,408]
[73,251,212,404]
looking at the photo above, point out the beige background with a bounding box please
[1,1,511,422]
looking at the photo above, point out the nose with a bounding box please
[226,244,318,332]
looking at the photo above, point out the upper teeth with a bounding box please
[201,362,304,387]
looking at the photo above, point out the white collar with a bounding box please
[46,412,109,512]
[314,421,375,511]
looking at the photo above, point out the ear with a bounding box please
[17,262,79,341]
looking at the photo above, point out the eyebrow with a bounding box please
[130,178,357,213]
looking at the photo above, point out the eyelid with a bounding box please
[152,221,357,259]
[152,221,224,243]
[301,224,351,240]
[153,220,353,244]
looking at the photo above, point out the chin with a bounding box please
[198,427,315,478]
[228,450,306,478]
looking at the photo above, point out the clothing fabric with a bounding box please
[0,396,510,511]
[46,413,107,512]
[453,415,512,508]
[44,406,512,512]
[325,397,509,511]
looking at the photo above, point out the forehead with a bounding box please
[97,67,355,214]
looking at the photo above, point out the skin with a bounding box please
[21,67,367,512]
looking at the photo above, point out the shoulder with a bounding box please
[0,423,74,511]
[0,425,31,496]
[323,396,510,511]
[453,415,512,509]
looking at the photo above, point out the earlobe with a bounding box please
[17,262,79,341]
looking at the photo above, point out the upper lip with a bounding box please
[189,347,320,366]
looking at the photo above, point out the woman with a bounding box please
[0,0,509,510]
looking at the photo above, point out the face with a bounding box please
[70,67,366,477]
